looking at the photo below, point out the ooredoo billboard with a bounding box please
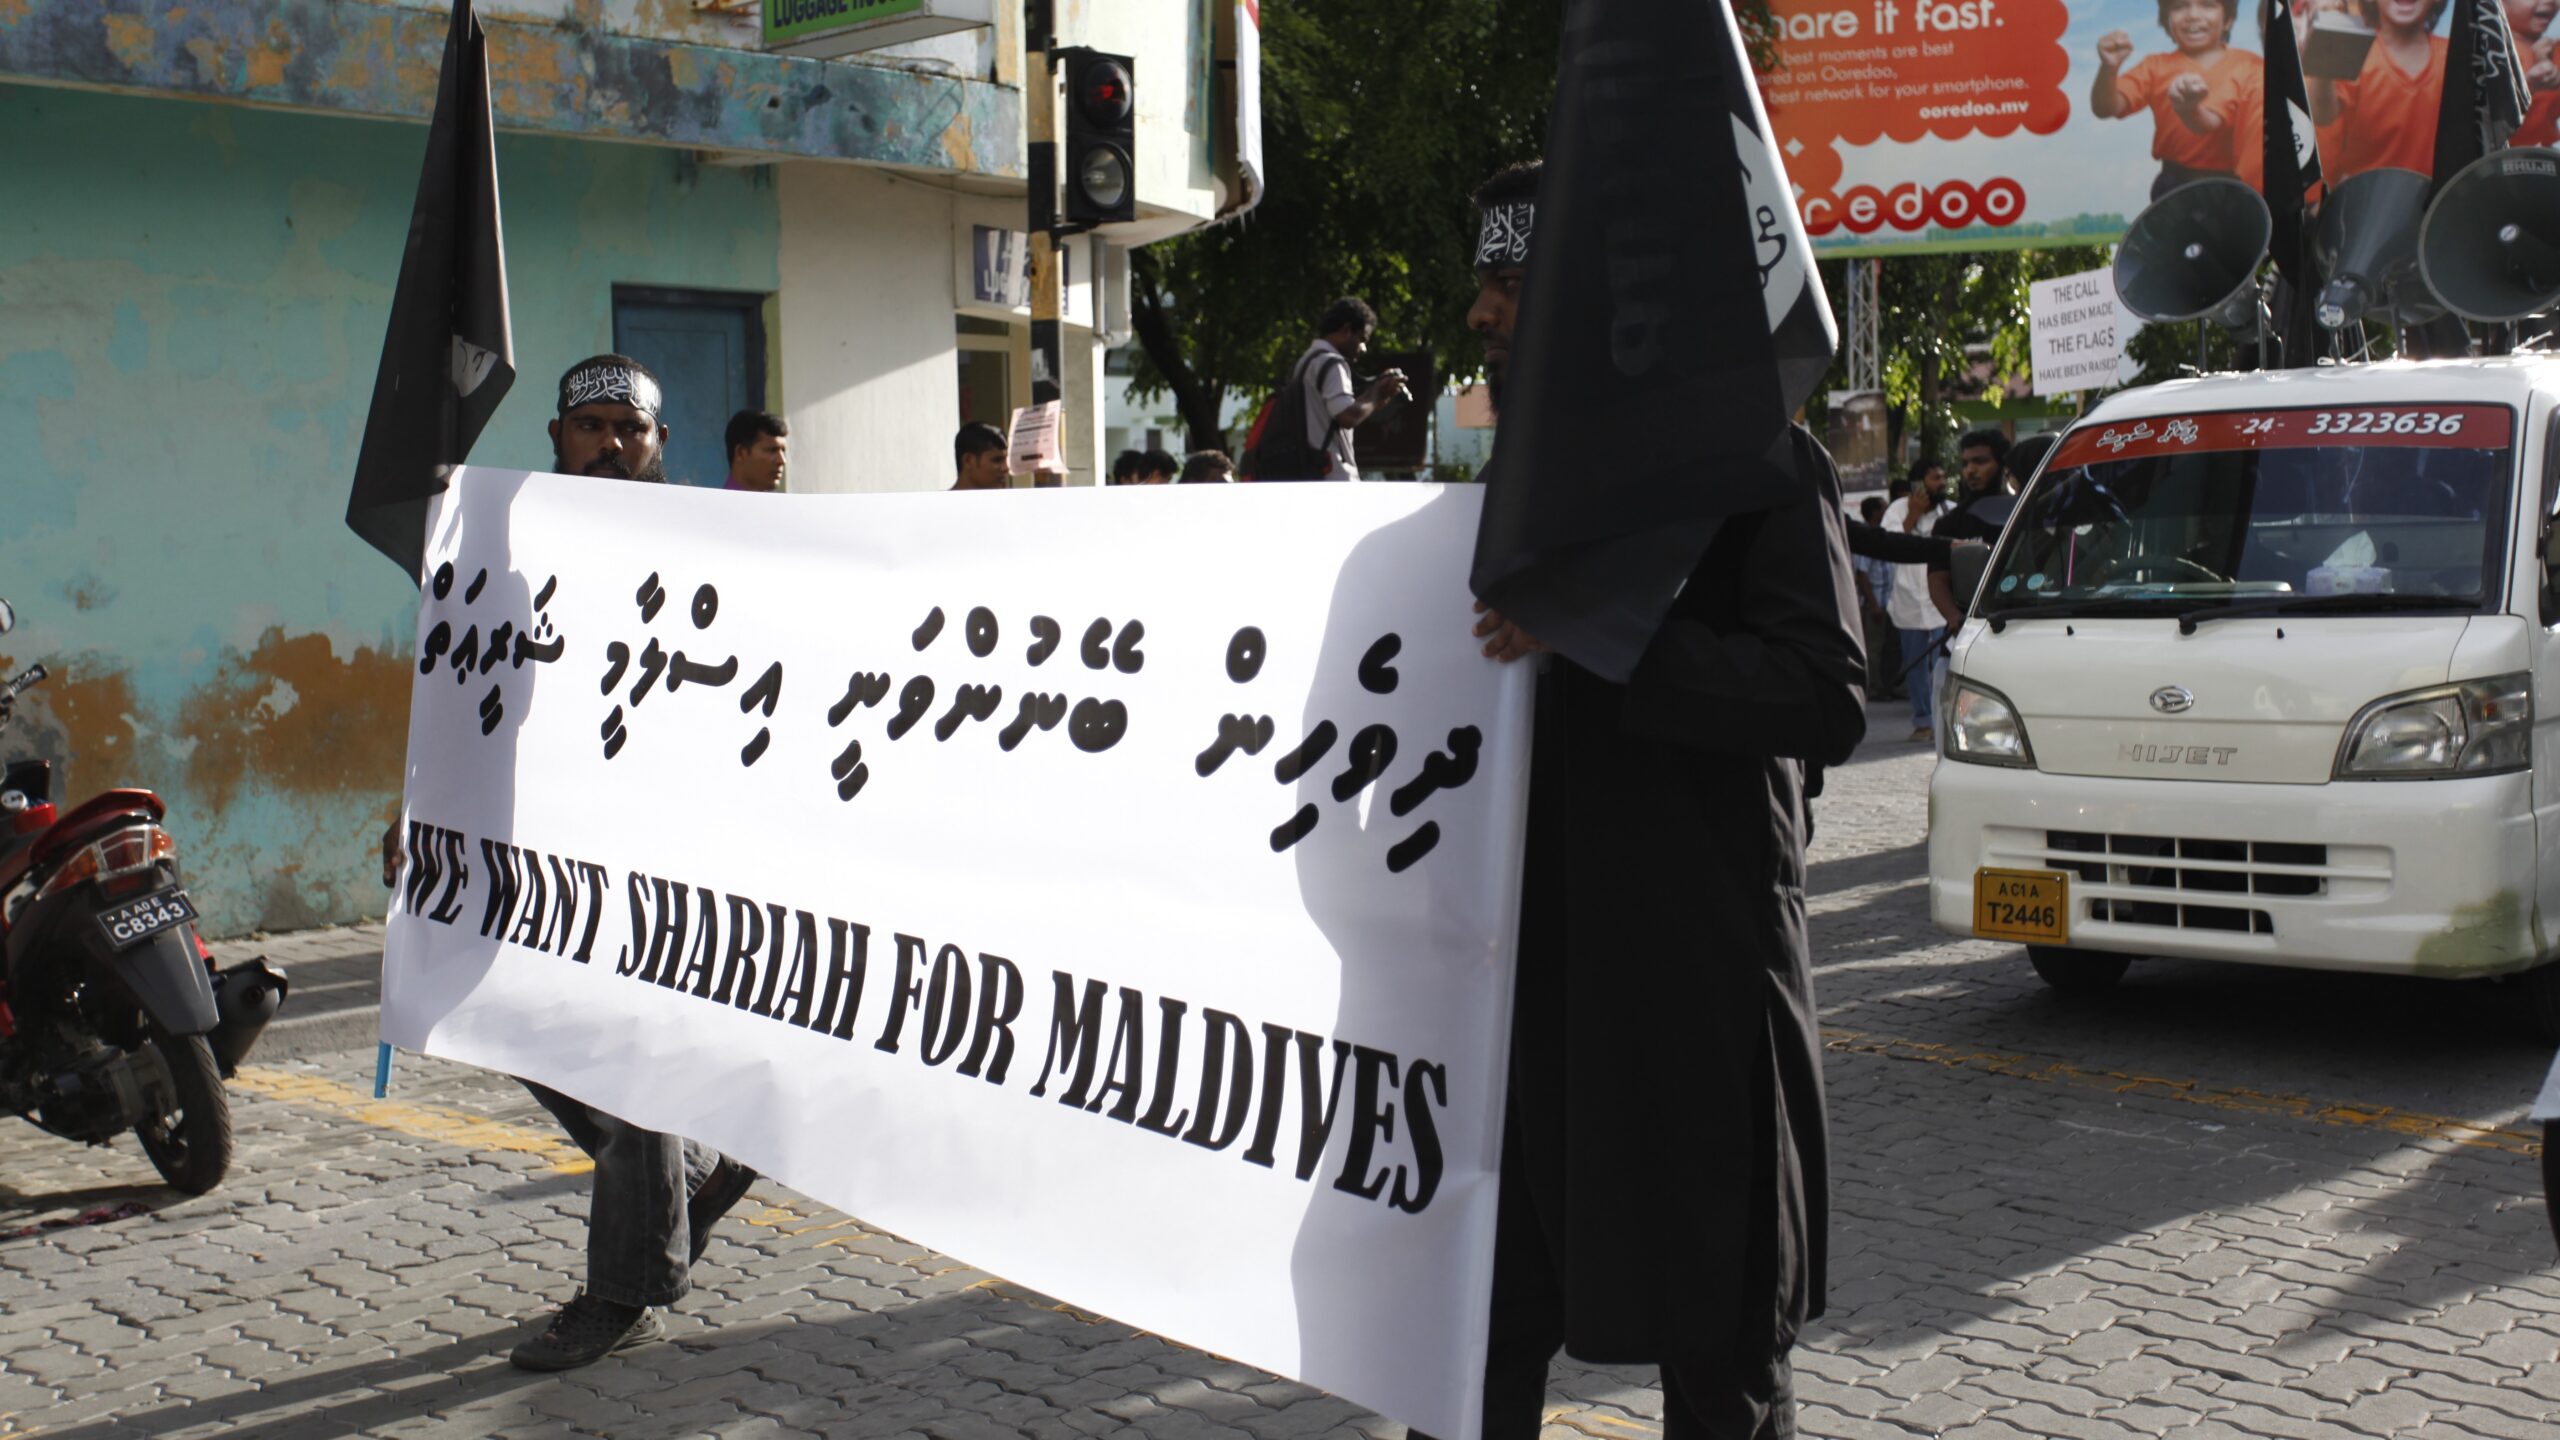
[1756,0,2560,255]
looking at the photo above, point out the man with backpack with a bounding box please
[1247,297,1409,480]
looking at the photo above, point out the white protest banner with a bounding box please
[2028,267,2134,396]
[381,471,1532,1437]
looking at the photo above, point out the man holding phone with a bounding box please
[1293,297,1410,481]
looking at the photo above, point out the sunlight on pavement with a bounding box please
[230,1066,595,1175]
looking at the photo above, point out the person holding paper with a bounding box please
[2090,0,2268,199]
[2307,0,2449,177]
[1431,160,1866,1440]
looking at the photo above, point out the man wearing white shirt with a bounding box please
[1878,460,1949,742]
[1288,297,1410,481]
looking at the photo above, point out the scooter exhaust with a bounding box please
[207,958,288,1077]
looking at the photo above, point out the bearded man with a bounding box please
[511,354,761,1370]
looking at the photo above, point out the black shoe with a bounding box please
[510,1292,663,1371]
[688,1157,759,1264]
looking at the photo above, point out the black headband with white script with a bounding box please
[1475,201,1535,269]
[558,361,663,420]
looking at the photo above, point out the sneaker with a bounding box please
[688,1157,759,1264]
[1910,727,1934,743]
[510,1292,662,1371]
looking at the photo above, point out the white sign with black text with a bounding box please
[380,470,1533,1438]
[2028,268,2140,397]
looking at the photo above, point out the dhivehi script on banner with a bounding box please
[379,469,1533,1438]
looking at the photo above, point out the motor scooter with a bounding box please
[0,599,286,1194]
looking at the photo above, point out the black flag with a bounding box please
[347,0,514,582]
[1470,0,1837,684]
[2263,0,2327,359]
[2431,0,2534,198]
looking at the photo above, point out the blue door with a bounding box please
[612,288,766,488]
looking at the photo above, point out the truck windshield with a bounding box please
[1983,403,2516,618]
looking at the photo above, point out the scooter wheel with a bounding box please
[135,1028,232,1195]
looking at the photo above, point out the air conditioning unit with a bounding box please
[764,0,994,59]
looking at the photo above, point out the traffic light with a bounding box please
[1060,49,1136,226]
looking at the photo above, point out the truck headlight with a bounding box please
[2335,672,2532,779]
[1946,680,2035,768]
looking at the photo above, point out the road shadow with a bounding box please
[0,1179,177,1242]
[1797,742,2558,1355]
[33,1282,1320,1440]
[1807,840,1928,898]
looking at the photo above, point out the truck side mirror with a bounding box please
[1948,541,1995,616]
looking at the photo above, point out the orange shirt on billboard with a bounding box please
[2330,36,2447,176]
[2515,90,2560,147]
[2113,50,2265,173]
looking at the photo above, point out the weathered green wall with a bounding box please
[0,84,779,935]
[0,0,1021,177]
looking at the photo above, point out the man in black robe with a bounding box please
[1435,161,1868,1440]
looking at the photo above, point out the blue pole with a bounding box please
[374,1042,393,1098]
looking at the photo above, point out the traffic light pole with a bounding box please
[1025,2,1064,426]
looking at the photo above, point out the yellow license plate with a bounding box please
[1974,867,2069,944]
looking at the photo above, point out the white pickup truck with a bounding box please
[1928,357,2560,1036]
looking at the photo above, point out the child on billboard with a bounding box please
[2508,0,2560,145]
[2090,0,2267,199]
[2307,0,2447,177]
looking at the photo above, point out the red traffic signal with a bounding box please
[1078,59,1133,127]
[1059,49,1136,225]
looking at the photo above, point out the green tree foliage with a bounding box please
[1127,0,1563,451]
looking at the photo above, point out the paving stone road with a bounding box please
[4,710,2557,1439]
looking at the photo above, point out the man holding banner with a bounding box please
[1454,163,1864,1440]
[1443,0,1867,1429]
[499,357,765,1372]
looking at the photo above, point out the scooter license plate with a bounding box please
[96,887,198,951]
[1973,867,2068,944]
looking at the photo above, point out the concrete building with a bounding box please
[0,0,1256,934]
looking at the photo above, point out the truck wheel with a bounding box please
[2509,963,2560,1045]
[134,1029,232,1196]
[2028,946,2132,994]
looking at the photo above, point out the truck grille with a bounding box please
[2044,831,2338,936]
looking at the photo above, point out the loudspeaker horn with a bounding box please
[2113,178,2273,324]
[2311,167,2442,328]
[2419,147,2560,323]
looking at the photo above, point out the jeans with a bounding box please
[523,1081,722,1307]
[1898,626,1944,731]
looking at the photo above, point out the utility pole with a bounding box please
[1024,0,1064,483]
[1844,258,1881,394]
